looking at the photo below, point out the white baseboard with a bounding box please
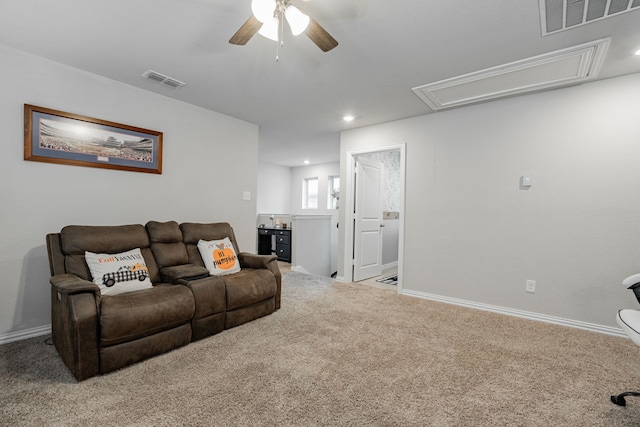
[291,265,311,274]
[0,325,51,345]
[382,261,398,271]
[334,263,396,284]
[401,289,628,339]
[3,292,625,346]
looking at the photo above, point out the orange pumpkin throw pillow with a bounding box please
[197,237,241,276]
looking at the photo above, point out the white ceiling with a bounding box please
[1,0,639,167]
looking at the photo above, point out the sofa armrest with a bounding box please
[238,253,282,310]
[160,264,210,284]
[238,253,276,269]
[177,275,226,340]
[49,274,100,381]
[50,274,100,296]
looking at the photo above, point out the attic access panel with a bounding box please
[540,0,640,35]
[411,38,610,111]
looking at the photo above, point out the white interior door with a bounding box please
[353,157,384,282]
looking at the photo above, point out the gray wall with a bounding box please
[257,162,291,214]
[340,73,640,328]
[0,45,259,341]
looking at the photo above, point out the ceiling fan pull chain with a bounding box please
[280,8,284,47]
[275,25,280,62]
[276,9,284,62]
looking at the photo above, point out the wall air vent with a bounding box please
[411,38,610,111]
[141,70,187,89]
[540,0,640,35]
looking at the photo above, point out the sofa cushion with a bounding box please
[224,268,277,310]
[60,224,160,283]
[146,221,189,269]
[180,222,241,266]
[198,238,241,276]
[85,248,153,296]
[62,224,150,254]
[100,284,195,347]
[146,220,183,243]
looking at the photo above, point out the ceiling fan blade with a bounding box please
[304,17,338,52]
[229,15,262,45]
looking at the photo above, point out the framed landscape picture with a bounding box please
[24,104,163,174]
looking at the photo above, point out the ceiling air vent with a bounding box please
[540,0,640,35]
[142,70,186,89]
[411,38,611,111]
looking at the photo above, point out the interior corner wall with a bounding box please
[0,45,259,339]
[340,72,640,328]
[257,162,292,215]
[289,162,340,214]
[290,162,340,273]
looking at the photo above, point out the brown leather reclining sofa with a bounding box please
[45,221,281,381]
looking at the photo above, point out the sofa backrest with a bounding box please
[46,222,242,283]
[56,224,161,283]
[180,222,240,267]
[146,221,188,269]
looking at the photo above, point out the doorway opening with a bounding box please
[341,144,406,292]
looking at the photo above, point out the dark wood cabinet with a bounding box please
[257,227,291,262]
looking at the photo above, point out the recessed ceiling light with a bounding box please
[343,115,355,122]
[304,160,310,165]
[635,48,640,56]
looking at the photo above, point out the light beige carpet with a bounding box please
[2,271,640,426]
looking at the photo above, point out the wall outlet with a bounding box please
[526,280,536,293]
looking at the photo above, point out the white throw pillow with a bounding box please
[85,248,153,296]
[197,238,241,276]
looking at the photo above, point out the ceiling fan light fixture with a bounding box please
[258,16,280,41]
[251,0,276,23]
[285,5,310,36]
[229,0,338,52]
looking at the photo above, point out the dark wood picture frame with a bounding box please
[24,104,163,174]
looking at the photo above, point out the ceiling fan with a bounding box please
[229,0,338,52]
